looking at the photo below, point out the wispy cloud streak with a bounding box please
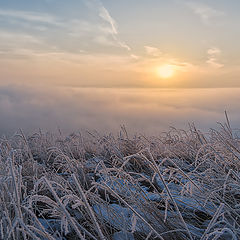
[0,9,59,25]
[99,7,118,35]
[206,47,224,68]
[144,46,162,57]
[98,4,131,50]
[185,2,225,24]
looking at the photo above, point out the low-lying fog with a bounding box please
[0,85,239,136]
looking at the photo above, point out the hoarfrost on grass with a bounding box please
[0,118,240,239]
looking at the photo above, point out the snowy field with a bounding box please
[0,116,240,239]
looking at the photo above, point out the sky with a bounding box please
[0,0,240,88]
[0,0,240,135]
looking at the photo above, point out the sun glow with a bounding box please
[157,64,175,79]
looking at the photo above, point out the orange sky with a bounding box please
[0,0,240,88]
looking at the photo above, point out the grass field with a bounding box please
[0,116,240,239]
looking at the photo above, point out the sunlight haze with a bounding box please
[0,0,239,88]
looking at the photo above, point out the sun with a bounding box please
[157,64,175,79]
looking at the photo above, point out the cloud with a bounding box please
[144,46,162,57]
[99,6,118,35]
[98,5,130,50]
[118,41,131,51]
[206,47,224,68]
[83,0,131,51]
[0,11,130,60]
[0,3,131,55]
[0,9,59,25]
[0,30,47,59]
[130,54,140,60]
[185,2,225,24]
